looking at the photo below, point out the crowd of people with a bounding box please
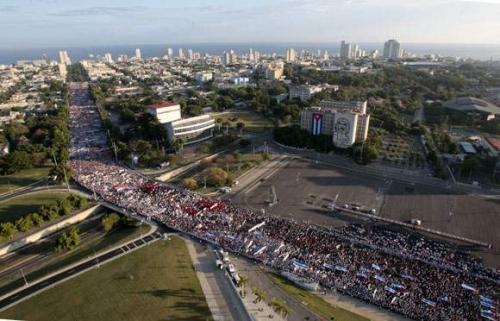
[69,159,499,321]
[68,84,498,321]
[68,84,111,160]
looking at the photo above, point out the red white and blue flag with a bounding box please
[312,113,323,135]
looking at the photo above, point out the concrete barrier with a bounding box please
[0,205,101,256]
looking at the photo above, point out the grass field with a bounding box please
[269,273,370,321]
[0,190,71,223]
[0,237,213,321]
[0,167,50,194]
[213,110,274,133]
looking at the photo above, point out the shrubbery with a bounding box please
[0,195,90,241]
[55,227,80,252]
[101,212,121,232]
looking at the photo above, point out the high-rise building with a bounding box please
[286,48,296,62]
[187,49,194,60]
[178,48,185,60]
[58,50,71,65]
[223,50,237,65]
[135,48,142,60]
[300,100,370,148]
[383,39,401,59]
[248,48,254,62]
[323,50,329,61]
[167,48,173,58]
[340,41,352,59]
[103,53,113,63]
[254,51,260,62]
[340,41,365,60]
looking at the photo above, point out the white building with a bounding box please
[103,53,113,63]
[166,114,215,145]
[135,48,142,60]
[146,101,182,124]
[194,71,213,83]
[286,48,296,62]
[383,39,401,59]
[147,101,216,145]
[300,100,370,148]
[340,41,364,60]
[178,48,185,60]
[289,85,323,102]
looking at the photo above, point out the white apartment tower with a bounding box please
[135,48,142,60]
[104,53,113,63]
[383,39,401,59]
[340,41,352,59]
[178,48,185,60]
[286,48,296,62]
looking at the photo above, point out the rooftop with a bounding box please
[443,97,500,115]
[485,137,500,151]
[148,101,179,109]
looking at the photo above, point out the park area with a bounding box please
[378,134,426,169]
[212,110,274,133]
[0,237,212,321]
[0,190,70,224]
[177,151,270,193]
[0,167,50,195]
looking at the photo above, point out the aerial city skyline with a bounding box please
[0,2,499,321]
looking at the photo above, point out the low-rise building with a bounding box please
[166,114,215,145]
[289,85,323,102]
[147,101,182,124]
[194,71,213,83]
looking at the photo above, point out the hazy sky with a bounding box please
[1,0,500,49]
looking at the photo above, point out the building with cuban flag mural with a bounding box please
[299,100,370,148]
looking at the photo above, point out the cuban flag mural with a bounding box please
[311,113,323,135]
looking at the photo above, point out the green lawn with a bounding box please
[213,110,274,132]
[269,273,370,321]
[0,190,71,223]
[0,167,50,194]
[1,237,213,321]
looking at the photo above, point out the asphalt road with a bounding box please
[0,232,160,311]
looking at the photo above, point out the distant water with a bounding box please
[1,43,500,64]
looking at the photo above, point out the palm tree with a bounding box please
[252,287,266,304]
[173,138,185,154]
[270,297,289,320]
[238,274,248,298]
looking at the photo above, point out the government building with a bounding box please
[147,101,215,145]
[299,100,370,148]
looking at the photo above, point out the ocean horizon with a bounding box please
[1,42,500,64]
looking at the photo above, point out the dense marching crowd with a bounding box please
[68,84,111,160]
[69,83,499,321]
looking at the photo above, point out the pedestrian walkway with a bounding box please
[185,240,251,321]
